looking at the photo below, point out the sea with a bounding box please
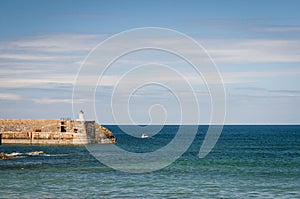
[0,125,299,198]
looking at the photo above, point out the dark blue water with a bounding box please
[1,125,299,198]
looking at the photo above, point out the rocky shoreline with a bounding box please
[0,151,45,160]
[0,152,19,160]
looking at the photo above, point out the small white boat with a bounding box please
[141,133,149,138]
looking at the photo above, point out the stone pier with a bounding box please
[0,119,116,145]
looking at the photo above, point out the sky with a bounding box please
[0,0,300,124]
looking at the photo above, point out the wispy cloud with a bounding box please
[261,25,300,32]
[0,93,23,100]
[236,87,300,97]
[0,53,78,61]
[223,69,300,83]
[32,98,73,104]
[204,38,300,63]
[0,76,75,88]
[0,33,106,53]
[0,33,105,91]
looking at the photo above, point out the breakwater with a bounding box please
[0,119,116,145]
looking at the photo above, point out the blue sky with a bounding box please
[0,0,300,124]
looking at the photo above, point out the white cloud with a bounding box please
[262,26,300,32]
[0,33,107,53]
[0,76,75,88]
[0,93,23,100]
[0,53,78,61]
[222,69,300,84]
[203,38,300,63]
[32,98,73,104]
[235,87,300,97]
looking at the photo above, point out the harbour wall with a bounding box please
[0,119,116,145]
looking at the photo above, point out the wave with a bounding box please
[0,151,70,160]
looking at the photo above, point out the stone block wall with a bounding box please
[0,119,116,145]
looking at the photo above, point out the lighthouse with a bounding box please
[78,110,85,121]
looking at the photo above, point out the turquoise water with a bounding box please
[0,125,299,198]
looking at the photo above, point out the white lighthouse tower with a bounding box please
[78,110,85,121]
